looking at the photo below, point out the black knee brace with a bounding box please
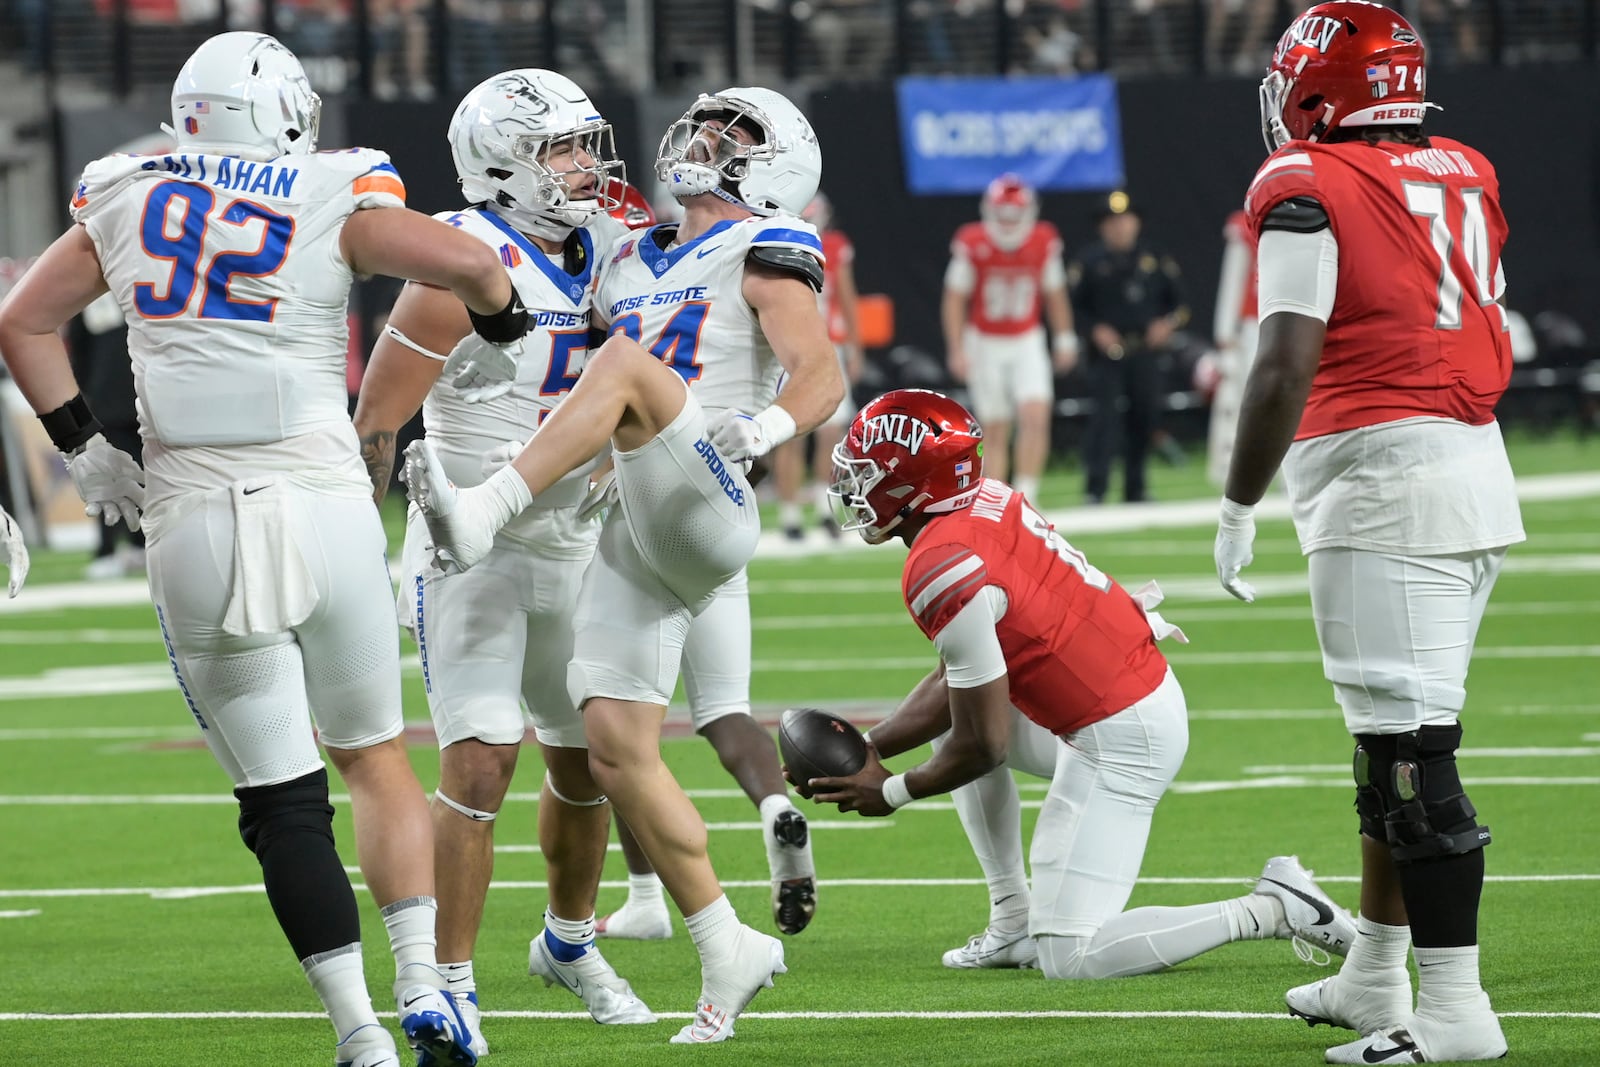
[1358,726,1491,865]
[235,767,358,961]
[1351,737,1392,842]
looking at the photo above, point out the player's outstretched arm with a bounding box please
[0,226,109,414]
[352,282,469,503]
[745,262,845,437]
[339,207,514,319]
[864,665,954,760]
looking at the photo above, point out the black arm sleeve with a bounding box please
[746,246,825,292]
[1261,196,1331,234]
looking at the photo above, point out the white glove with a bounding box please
[443,332,523,404]
[401,439,530,575]
[1,505,28,598]
[479,439,526,479]
[1214,497,1258,604]
[576,467,618,523]
[66,433,146,532]
[707,405,797,463]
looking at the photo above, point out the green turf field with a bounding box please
[1,434,1597,1065]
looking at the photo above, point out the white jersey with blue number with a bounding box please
[593,214,824,418]
[72,147,405,450]
[421,207,626,522]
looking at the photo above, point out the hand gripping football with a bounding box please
[779,708,868,798]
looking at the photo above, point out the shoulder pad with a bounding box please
[1261,196,1330,234]
[746,245,824,292]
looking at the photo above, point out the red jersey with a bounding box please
[820,228,854,345]
[1223,209,1258,322]
[901,480,1169,736]
[1244,137,1511,440]
[949,221,1063,336]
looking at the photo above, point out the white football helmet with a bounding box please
[168,32,320,161]
[449,69,624,242]
[656,87,822,216]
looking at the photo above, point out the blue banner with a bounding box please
[895,75,1125,195]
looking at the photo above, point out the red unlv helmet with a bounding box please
[829,389,984,544]
[607,179,657,228]
[1260,1,1429,152]
[980,173,1037,250]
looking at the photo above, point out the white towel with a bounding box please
[1131,580,1189,645]
[221,479,320,637]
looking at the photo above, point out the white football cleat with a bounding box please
[397,983,478,1066]
[1287,972,1411,1033]
[1324,1000,1507,1063]
[670,924,786,1044]
[942,928,1039,969]
[1255,855,1358,958]
[401,439,499,575]
[450,991,488,1058]
[335,1023,400,1067]
[528,931,657,1024]
[765,808,816,936]
[596,900,674,941]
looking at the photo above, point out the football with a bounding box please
[779,707,868,798]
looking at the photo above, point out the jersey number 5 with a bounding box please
[134,180,294,322]
[1403,182,1504,333]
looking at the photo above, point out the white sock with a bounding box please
[946,759,1028,934]
[1415,944,1485,1016]
[482,464,534,517]
[381,895,442,999]
[439,960,475,996]
[779,501,803,528]
[684,894,740,966]
[1341,914,1411,981]
[625,871,665,909]
[1015,476,1041,501]
[811,482,832,514]
[303,943,382,1043]
[545,907,597,948]
[1223,893,1286,941]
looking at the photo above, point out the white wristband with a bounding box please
[1218,496,1255,536]
[882,773,912,810]
[1053,332,1079,358]
[753,404,798,451]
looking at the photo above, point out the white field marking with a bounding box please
[1192,705,1600,720]
[1245,747,1600,773]
[492,819,891,852]
[5,773,1596,810]
[0,726,192,741]
[5,873,1600,901]
[0,629,161,644]
[0,663,176,701]
[0,910,40,918]
[1061,532,1600,556]
[2,1009,1597,1022]
[745,645,1600,672]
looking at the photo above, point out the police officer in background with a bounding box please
[1067,192,1187,504]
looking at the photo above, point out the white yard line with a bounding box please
[0,1009,1595,1022]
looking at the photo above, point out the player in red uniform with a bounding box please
[1202,208,1259,487]
[811,388,1354,979]
[774,190,863,540]
[942,175,1076,503]
[1215,4,1521,1062]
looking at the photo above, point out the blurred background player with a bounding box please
[0,31,538,1067]
[942,173,1076,503]
[774,189,862,541]
[609,179,657,229]
[1202,208,1260,488]
[352,69,652,1057]
[814,388,1355,978]
[1067,192,1188,505]
[1215,4,1520,1062]
[1,502,25,596]
[404,85,842,1043]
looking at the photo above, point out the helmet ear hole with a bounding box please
[1298,94,1325,111]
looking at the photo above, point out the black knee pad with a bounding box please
[236,767,335,859]
[1375,725,1492,864]
[1351,737,1392,842]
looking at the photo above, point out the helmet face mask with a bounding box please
[450,69,625,241]
[1259,1,1430,153]
[656,87,822,216]
[828,389,986,545]
[170,32,321,161]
